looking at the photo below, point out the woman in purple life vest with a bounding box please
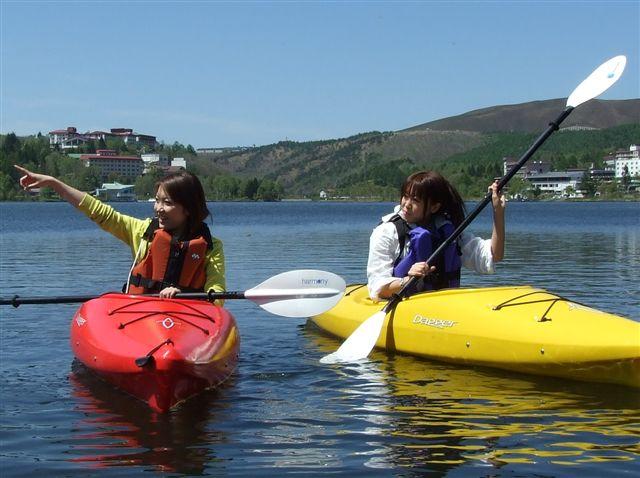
[367,170,505,301]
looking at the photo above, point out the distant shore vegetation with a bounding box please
[0,133,284,202]
[1,123,639,202]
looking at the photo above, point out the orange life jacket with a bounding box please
[128,219,213,294]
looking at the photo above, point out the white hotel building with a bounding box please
[605,145,640,178]
[49,126,156,150]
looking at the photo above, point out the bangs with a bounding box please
[398,170,467,227]
[401,177,428,201]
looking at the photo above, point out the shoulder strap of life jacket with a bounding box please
[388,214,411,266]
[142,218,160,241]
[427,218,461,290]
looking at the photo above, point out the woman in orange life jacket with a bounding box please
[367,170,505,301]
[14,165,225,299]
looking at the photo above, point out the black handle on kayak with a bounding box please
[384,106,575,314]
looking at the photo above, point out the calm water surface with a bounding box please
[1,200,639,477]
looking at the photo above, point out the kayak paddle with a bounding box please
[320,54,627,364]
[1,269,346,318]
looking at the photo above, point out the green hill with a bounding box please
[194,99,639,198]
[3,98,638,201]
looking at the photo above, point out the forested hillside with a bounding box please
[2,98,638,201]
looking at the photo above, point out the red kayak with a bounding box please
[70,293,240,413]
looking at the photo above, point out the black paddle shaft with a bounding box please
[0,295,101,307]
[1,290,247,307]
[384,106,575,313]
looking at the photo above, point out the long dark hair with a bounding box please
[155,171,210,238]
[401,171,466,227]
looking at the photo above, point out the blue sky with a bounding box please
[1,1,638,148]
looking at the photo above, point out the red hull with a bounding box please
[70,293,240,412]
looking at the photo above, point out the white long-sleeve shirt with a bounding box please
[366,208,495,301]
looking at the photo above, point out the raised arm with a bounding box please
[14,164,85,207]
[489,180,506,262]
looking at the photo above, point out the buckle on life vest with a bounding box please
[130,274,168,292]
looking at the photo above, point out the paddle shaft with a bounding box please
[0,291,246,307]
[385,106,575,313]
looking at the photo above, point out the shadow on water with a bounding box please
[66,361,233,475]
[305,325,640,476]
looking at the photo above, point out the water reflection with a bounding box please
[67,361,231,475]
[307,329,640,475]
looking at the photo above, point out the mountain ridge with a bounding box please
[192,98,639,196]
[404,98,639,133]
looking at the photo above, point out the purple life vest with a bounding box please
[390,214,462,292]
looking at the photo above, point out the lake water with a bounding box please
[0,200,638,477]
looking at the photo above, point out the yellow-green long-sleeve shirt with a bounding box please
[78,194,225,294]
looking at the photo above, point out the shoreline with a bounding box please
[1,197,638,204]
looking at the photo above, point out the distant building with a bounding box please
[49,127,84,150]
[80,149,143,181]
[196,146,251,155]
[612,145,640,178]
[109,128,156,148]
[503,158,551,177]
[197,148,225,154]
[151,163,187,176]
[171,157,186,169]
[94,182,136,201]
[527,170,585,196]
[141,153,170,173]
[588,166,615,182]
[559,125,599,131]
[49,126,156,150]
[603,154,617,171]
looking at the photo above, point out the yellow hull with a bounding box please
[311,285,640,388]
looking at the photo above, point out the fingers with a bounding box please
[20,175,36,189]
[408,262,436,277]
[489,180,506,208]
[19,174,40,190]
[14,165,38,189]
[20,176,35,189]
[159,287,180,298]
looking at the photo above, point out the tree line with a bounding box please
[0,133,283,201]
[431,124,640,199]
[0,134,102,201]
[2,123,637,202]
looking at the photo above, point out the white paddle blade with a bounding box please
[245,269,346,318]
[320,310,386,364]
[567,55,626,108]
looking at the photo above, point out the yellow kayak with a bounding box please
[311,284,640,388]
